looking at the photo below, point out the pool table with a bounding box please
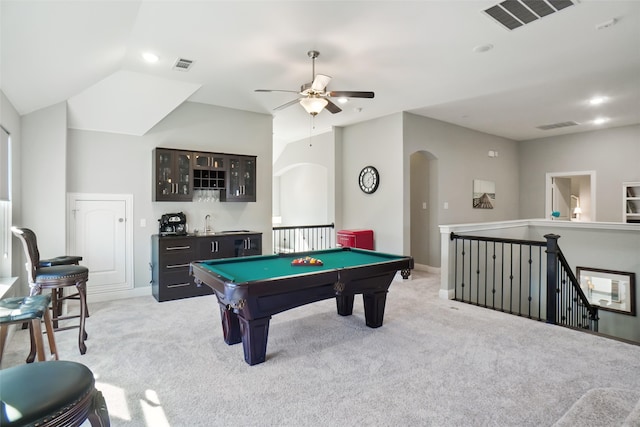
[190,247,413,365]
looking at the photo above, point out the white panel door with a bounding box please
[68,195,131,293]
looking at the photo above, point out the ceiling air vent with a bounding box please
[173,58,194,72]
[536,121,579,131]
[484,0,576,31]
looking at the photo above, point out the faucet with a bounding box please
[205,214,212,234]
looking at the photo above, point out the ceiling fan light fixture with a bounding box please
[300,97,328,116]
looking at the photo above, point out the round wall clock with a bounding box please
[359,166,380,194]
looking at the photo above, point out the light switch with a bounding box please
[444,202,449,209]
[140,218,147,227]
[422,202,427,210]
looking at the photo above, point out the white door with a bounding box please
[68,194,133,293]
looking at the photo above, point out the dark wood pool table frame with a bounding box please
[190,248,413,365]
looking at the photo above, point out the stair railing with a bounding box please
[449,232,598,331]
[545,234,599,331]
[272,223,335,254]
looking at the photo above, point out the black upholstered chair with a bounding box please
[0,294,58,364]
[0,360,110,426]
[11,227,90,358]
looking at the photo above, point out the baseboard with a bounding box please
[413,263,441,274]
[439,288,454,300]
[87,286,151,303]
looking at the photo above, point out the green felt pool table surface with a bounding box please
[196,247,407,283]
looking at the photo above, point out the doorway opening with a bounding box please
[545,171,596,221]
[410,150,439,268]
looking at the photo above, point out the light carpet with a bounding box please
[2,271,640,427]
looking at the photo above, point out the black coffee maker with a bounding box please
[159,212,187,236]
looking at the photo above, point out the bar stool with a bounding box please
[0,294,58,364]
[40,255,85,328]
[0,360,110,426]
[12,227,90,358]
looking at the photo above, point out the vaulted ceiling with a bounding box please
[2,1,639,152]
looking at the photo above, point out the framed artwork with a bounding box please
[577,266,636,316]
[473,179,495,209]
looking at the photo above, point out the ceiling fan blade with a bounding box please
[311,74,331,91]
[329,91,375,99]
[324,99,342,114]
[255,89,300,94]
[273,98,302,111]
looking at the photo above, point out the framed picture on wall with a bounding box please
[473,179,495,209]
[577,266,636,316]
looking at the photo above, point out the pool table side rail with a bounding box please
[191,252,412,290]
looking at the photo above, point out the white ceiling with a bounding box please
[2,1,639,155]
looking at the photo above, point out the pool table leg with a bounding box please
[363,291,388,328]
[238,316,271,366]
[335,295,355,316]
[218,303,242,345]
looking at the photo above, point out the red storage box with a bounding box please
[336,229,374,250]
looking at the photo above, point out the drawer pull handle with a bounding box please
[166,246,190,251]
[166,263,190,269]
[167,283,190,288]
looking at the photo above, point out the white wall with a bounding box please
[66,101,272,289]
[519,125,640,222]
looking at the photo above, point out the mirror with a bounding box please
[577,267,636,316]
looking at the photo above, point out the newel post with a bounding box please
[545,234,561,325]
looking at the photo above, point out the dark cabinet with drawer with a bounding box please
[151,232,262,302]
[151,236,213,302]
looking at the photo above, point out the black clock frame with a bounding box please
[359,166,380,194]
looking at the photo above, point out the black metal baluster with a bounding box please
[527,245,532,319]
[475,240,480,306]
[468,239,473,303]
[518,244,522,316]
[491,242,496,310]
[501,242,505,312]
[509,243,514,314]
[454,237,459,300]
[484,241,488,307]
[538,246,542,320]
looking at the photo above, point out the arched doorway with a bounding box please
[410,150,439,268]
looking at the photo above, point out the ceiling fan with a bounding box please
[255,50,374,116]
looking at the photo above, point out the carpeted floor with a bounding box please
[2,270,639,426]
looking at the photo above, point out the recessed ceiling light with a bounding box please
[337,97,348,104]
[473,44,494,53]
[595,18,617,30]
[589,96,607,106]
[142,52,159,63]
[593,117,609,125]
